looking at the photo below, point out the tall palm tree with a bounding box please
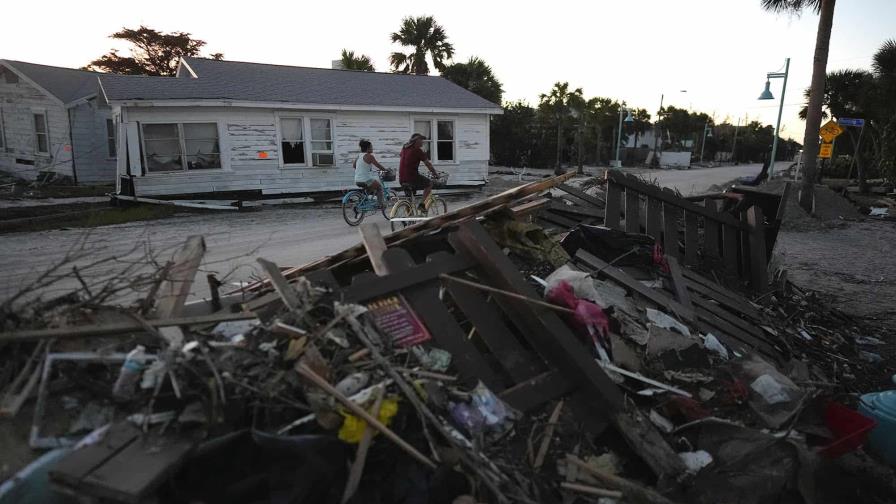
[339,49,375,71]
[539,82,582,174]
[872,39,896,184]
[761,0,836,213]
[441,57,504,104]
[389,16,454,75]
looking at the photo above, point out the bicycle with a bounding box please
[388,171,449,232]
[341,170,398,226]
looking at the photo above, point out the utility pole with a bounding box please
[731,117,741,164]
[651,94,664,168]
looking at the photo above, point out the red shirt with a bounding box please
[399,146,429,183]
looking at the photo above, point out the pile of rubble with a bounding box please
[1,171,894,504]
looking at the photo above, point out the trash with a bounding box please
[678,450,713,473]
[858,390,896,465]
[471,381,515,427]
[750,374,791,405]
[649,409,675,433]
[112,345,147,400]
[645,308,691,337]
[334,372,370,396]
[703,333,729,360]
[338,397,399,443]
[869,207,889,217]
[818,401,876,458]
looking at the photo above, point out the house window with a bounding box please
[142,122,220,173]
[310,118,333,166]
[33,113,49,154]
[279,117,305,165]
[413,119,455,162]
[436,120,455,162]
[106,119,116,158]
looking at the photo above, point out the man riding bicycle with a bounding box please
[398,133,440,213]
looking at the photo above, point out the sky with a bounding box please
[3,0,894,141]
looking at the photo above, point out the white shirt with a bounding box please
[354,153,375,183]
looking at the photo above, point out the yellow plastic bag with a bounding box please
[338,398,399,443]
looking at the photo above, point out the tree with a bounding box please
[85,25,221,76]
[539,82,582,174]
[491,101,540,167]
[761,0,836,213]
[389,16,454,75]
[339,49,375,71]
[873,40,896,183]
[441,57,504,104]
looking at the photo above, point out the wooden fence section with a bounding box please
[603,170,771,291]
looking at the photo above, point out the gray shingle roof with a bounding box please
[98,57,501,111]
[2,60,100,104]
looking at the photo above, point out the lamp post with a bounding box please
[758,57,790,177]
[614,108,634,168]
[699,121,713,163]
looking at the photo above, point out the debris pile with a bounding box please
[1,171,894,504]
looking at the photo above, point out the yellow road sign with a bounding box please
[818,142,834,159]
[819,120,843,142]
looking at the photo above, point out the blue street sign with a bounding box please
[838,117,865,127]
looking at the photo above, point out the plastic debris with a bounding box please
[703,333,729,360]
[645,308,691,337]
[678,450,713,473]
[112,345,146,400]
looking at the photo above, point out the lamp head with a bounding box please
[758,80,774,100]
[623,111,634,123]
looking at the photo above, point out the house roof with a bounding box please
[98,57,501,111]
[2,60,101,105]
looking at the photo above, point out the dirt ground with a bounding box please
[770,181,896,333]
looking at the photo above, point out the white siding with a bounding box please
[121,106,490,197]
[0,74,73,180]
[68,100,117,184]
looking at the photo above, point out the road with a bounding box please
[0,163,764,304]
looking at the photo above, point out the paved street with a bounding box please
[0,163,765,304]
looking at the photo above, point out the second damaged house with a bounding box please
[98,57,502,199]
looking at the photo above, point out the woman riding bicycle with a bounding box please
[353,139,388,208]
[399,133,440,213]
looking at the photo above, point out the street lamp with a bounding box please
[699,121,713,163]
[758,57,790,177]
[613,108,634,168]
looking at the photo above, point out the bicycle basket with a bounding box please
[431,171,449,188]
[379,168,396,182]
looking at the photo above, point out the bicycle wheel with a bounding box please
[381,190,399,220]
[389,200,414,232]
[427,196,448,216]
[342,191,366,226]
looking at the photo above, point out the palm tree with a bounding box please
[761,0,836,213]
[389,16,454,75]
[339,49,375,71]
[872,39,896,185]
[539,82,582,174]
[584,97,615,166]
[441,57,504,104]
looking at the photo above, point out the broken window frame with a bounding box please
[33,111,50,155]
[140,122,222,174]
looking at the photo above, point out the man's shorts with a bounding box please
[402,173,432,192]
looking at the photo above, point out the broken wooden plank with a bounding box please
[558,183,606,208]
[49,422,141,488]
[575,250,693,323]
[549,200,603,219]
[0,341,46,417]
[684,211,699,267]
[666,257,694,318]
[359,222,389,276]
[662,203,681,260]
[510,197,550,218]
[498,371,574,412]
[155,236,205,319]
[746,206,768,292]
[257,258,302,311]
[343,252,476,303]
[625,189,640,234]
[0,312,257,343]
[646,197,663,240]
[604,183,623,230]
[703,198,721,258]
